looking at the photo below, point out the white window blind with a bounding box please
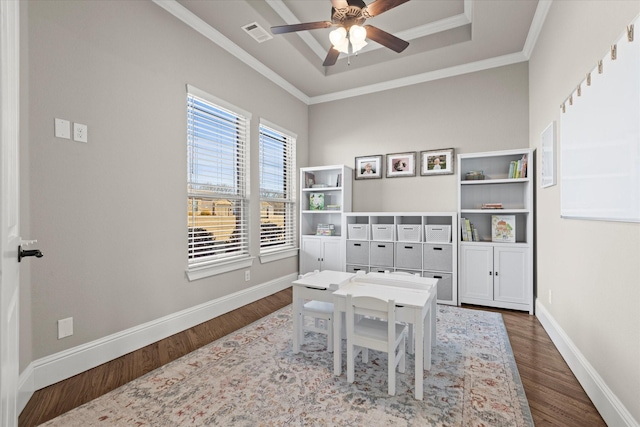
[259,121,296,253]
[187,88,250,268]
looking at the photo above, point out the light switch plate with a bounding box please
[73,123,88,143]
[54,118,71,139]
[58,317,73,339]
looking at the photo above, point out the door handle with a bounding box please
[18,245,43,262]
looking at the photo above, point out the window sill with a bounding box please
[259,247,298,264]
[186,256,255,281]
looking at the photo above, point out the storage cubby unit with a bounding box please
[299,165,352,274]
[343,212,458,306]
[458,149,534,314]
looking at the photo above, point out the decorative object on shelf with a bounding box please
[304,172,315,188]
[311,184,328,188]
[309,193,325,210]
[464,171,485,180]
[420,148,454,176]
[354,155,383,180]
[316,224,335,236]
[491,215,516,243]
[540,121,557,188]
[386,152,416,178]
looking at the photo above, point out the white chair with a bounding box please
[301,300,334,351]
[345,294,408,396]
[353,271,435,354]
[298,272,334,352]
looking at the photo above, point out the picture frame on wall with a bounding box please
[386,152,416,178]
[420,148,454,176]
[354,155,383,180]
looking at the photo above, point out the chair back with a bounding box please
[346,295,396,328]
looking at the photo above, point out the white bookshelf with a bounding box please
[457,148,534,314]
[299,165,352,274]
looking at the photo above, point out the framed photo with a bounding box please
[355,155,383,180]
[386,152,416,178]
[420,148,454,176]
[540,121,556,188]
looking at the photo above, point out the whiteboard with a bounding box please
[560,21,640,222]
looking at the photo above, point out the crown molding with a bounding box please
[153,0,550,106]
[153,0,310,104]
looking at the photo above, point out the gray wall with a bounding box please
[20,0,307,367]
[309,62,529,213]
[529,1,640,422]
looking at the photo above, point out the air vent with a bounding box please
[242,22,273,43]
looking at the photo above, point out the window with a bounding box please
[187,86,252,277]
[259,120,296,257]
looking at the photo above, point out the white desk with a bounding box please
[332,278,437,400]
[291,270,355,354]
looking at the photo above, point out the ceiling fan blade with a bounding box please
[364,0,410,18]
[271,21,332,35]
[330,0,349,9]
[364,25,409,53]
[323,48,340,66]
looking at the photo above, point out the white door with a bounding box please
[1,1,21,425]
[320,238,342,271]
[494,246,529,304]
[460,245,494,301]
[300,236,322,274]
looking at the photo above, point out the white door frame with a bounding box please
[1,1,21,425]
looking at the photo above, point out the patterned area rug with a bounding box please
[41,305,533,426]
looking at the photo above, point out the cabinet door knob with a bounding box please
[489,271,492,275]
[495,271,499,276]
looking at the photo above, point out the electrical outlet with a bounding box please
[548,289,553,305]
[73,123,88,143]
[244,270,250,281]
[58,317,73,339]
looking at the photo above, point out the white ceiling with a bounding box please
[154,0,549,104]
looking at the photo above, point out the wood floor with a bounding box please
[19,288,604,427]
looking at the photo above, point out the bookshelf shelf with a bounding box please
[457,149,534,314]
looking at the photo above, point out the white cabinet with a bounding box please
[458,149,534,314]
[300,236,343,273]
[343,212,458,306]
[299,165,352,275]
[460,245,530,307]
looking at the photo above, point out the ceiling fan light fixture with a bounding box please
[329,27,350,54]
[349,25,367,44]
[329,27,347,45]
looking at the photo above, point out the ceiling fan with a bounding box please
[270,0,410,66]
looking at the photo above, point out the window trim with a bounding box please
[186,85,252,279]
[258,119,298,264]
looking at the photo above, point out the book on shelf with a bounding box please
[309,193,324,210]
[460,217,468,241]
[336,173,342,187]
[507,154,528,179]
[491,215,516,243]
[325,204,340,210]
[460,218,480,242]
[481,203,503,209]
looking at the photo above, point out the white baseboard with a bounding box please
[18,273,296,415]
[535,299,639,427]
